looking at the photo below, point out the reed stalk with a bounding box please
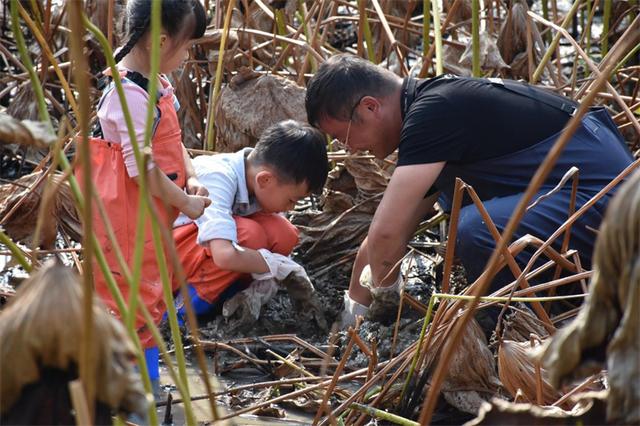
[358,0,376,62]
[432,0,444,75]
[541,0,551,44]
[87,9,167,408]
[67,1,96,420]
[532,0,582,83]
[602,0,612,56]
[16,2,78,115]
[423,0,431,70]
[0,230,31,272]
[472,0,481,77]
[205,0,235,150]
[9,0,51,126]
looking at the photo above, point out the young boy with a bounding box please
[173,120,329,314]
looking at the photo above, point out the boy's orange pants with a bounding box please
[173,213,299,303]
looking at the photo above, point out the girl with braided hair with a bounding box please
[77,0,210,395]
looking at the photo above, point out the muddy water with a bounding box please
[157,353,315,425]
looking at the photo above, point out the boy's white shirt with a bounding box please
[174,147,262,245]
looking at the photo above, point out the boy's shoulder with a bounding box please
[192,149,251,186]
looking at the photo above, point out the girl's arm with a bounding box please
[134,168,210,219]
[182,145,209,196]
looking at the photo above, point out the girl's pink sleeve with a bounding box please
[97,83,156,177]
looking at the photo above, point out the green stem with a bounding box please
[84,12,200,424]
[614,42,640,73]
[296,1,315,72]
[399,294,436,403]
[0,230,32,272]
[148,210,195,424]
[205,1,235,150]
[10,0,51,126]
[431,0,444,75]
[275,8,288,43]
[423,0,431,68]
[359,0,376,62]
[532,0,582,83]
[541,0,551,44]
[602,0,612,57]
[82,13,155,401]
[472,0,481,77]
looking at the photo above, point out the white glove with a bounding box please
[339,291,370,329]
[359,265,403,323]
[252,249,306,281]
[359,265,402,296]
[222,278,279,324]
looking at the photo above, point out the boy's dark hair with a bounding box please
[249,120,329,194]
[115,0,206,63]
[305,54,398,127]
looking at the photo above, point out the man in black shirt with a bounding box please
[305,54,633,326]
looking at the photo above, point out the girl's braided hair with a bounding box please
[114,0,206,64]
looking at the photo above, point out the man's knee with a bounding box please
[455,207,496,281]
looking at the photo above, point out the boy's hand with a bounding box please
[251,249,301,281]
[282,272,328,331]
[183,195,211,219]
[186,176,209,197]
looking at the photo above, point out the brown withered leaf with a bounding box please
[200,27,240,76]
[6,84,40,122]
[498,339,562,407]
[420,319,501,415]
[0,171,81,248]
[0,114,56,149]
[214,70,307,152]
[467,391,608,425]
[459,31,509,72]
[0,263,147,418]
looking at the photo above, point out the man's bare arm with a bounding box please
[366,162,445,287]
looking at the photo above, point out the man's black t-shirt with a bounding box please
[397,75,574,167]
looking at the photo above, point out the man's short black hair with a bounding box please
[305,54,398,127]
[249,120,329,194]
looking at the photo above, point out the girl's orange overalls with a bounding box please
[77,78,185,348]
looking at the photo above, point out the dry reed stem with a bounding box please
[577,16,640,98]
[464,183,555,331]
[67,0,95,418]
[552,373,601,407]
[369,0,408,75]
[202,333,333,359]
[16,2,78,115]
[313,324,360,425]
[494,159,640,324]
[329,343,418,426]
[215,367,370,422]
[529,11,640,136]
[440,180,465,294]
[157,374,341,407]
